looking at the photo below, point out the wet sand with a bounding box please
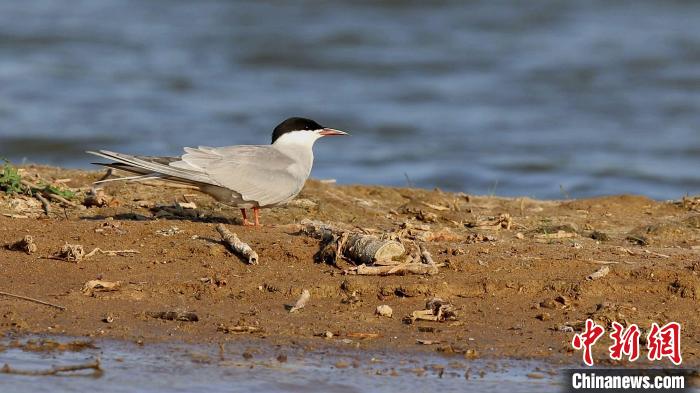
[1,165,699,367]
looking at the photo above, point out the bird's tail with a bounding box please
[87,150,212,187]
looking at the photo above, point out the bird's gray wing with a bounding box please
[88,150,213,185]
[170,145,303,207]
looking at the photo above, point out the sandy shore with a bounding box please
[1,165,699,367]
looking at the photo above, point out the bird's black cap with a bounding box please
[272,117,324,143]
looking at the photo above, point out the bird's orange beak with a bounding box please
[319,128,349,136]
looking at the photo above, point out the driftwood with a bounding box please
[300,219,404,265]
[1,359,101,376]
[0,290,66,310]
[215,224,258,265]
[288,289,310,313]
[345,242,443,276]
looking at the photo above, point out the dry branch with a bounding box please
[84,248,140,258]
[45,192,78,208]
[0,290,66,310]
[1,359,101,376]
[215,224,258,265]
[348,263,441,276]
[35,193,51,215]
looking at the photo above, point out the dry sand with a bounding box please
[1,165,699,367]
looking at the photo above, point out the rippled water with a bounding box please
[1,0,700,199]
[0,337,560,393]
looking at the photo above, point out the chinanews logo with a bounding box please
[571,319,682,366]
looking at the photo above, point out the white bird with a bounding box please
[88,117,349,226]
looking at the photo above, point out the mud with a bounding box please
[1,165,699,366]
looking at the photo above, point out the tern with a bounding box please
[88,117,349,226]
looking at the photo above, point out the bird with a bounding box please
[87,117,349,226]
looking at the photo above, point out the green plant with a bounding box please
[0,159,24,194]
[0,158,76,200]
[43,183,76,199]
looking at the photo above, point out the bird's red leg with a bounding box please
[240,208,253,226]
[253,207,260,227]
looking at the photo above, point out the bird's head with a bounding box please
[271,117,348,146]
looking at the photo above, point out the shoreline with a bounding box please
[1,165,699,367]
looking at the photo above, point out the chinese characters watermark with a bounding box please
[571,319,682,366]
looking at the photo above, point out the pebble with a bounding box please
[375,305,393,318]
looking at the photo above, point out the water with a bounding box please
[0,337,560,393]
[1,0,700,199]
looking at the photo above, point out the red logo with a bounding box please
[572,319,605,366]
[647,322,682,365]
[608,322,641,362]
[571,319,682,366]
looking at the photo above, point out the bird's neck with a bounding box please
[273,141,315,174]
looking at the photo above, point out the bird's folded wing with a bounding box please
[171,145,302,207]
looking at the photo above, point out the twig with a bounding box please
[215,224,258,265]
[587,260,619,265]
[35,193,51,215]
[20,179,41,190]
[1,359,100,376]
[20,179,78,208]
[347,262,443,276]
[0,290,66,310]
[84,248,140,258]
[45,192,78,208]
[644,249,671,258]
